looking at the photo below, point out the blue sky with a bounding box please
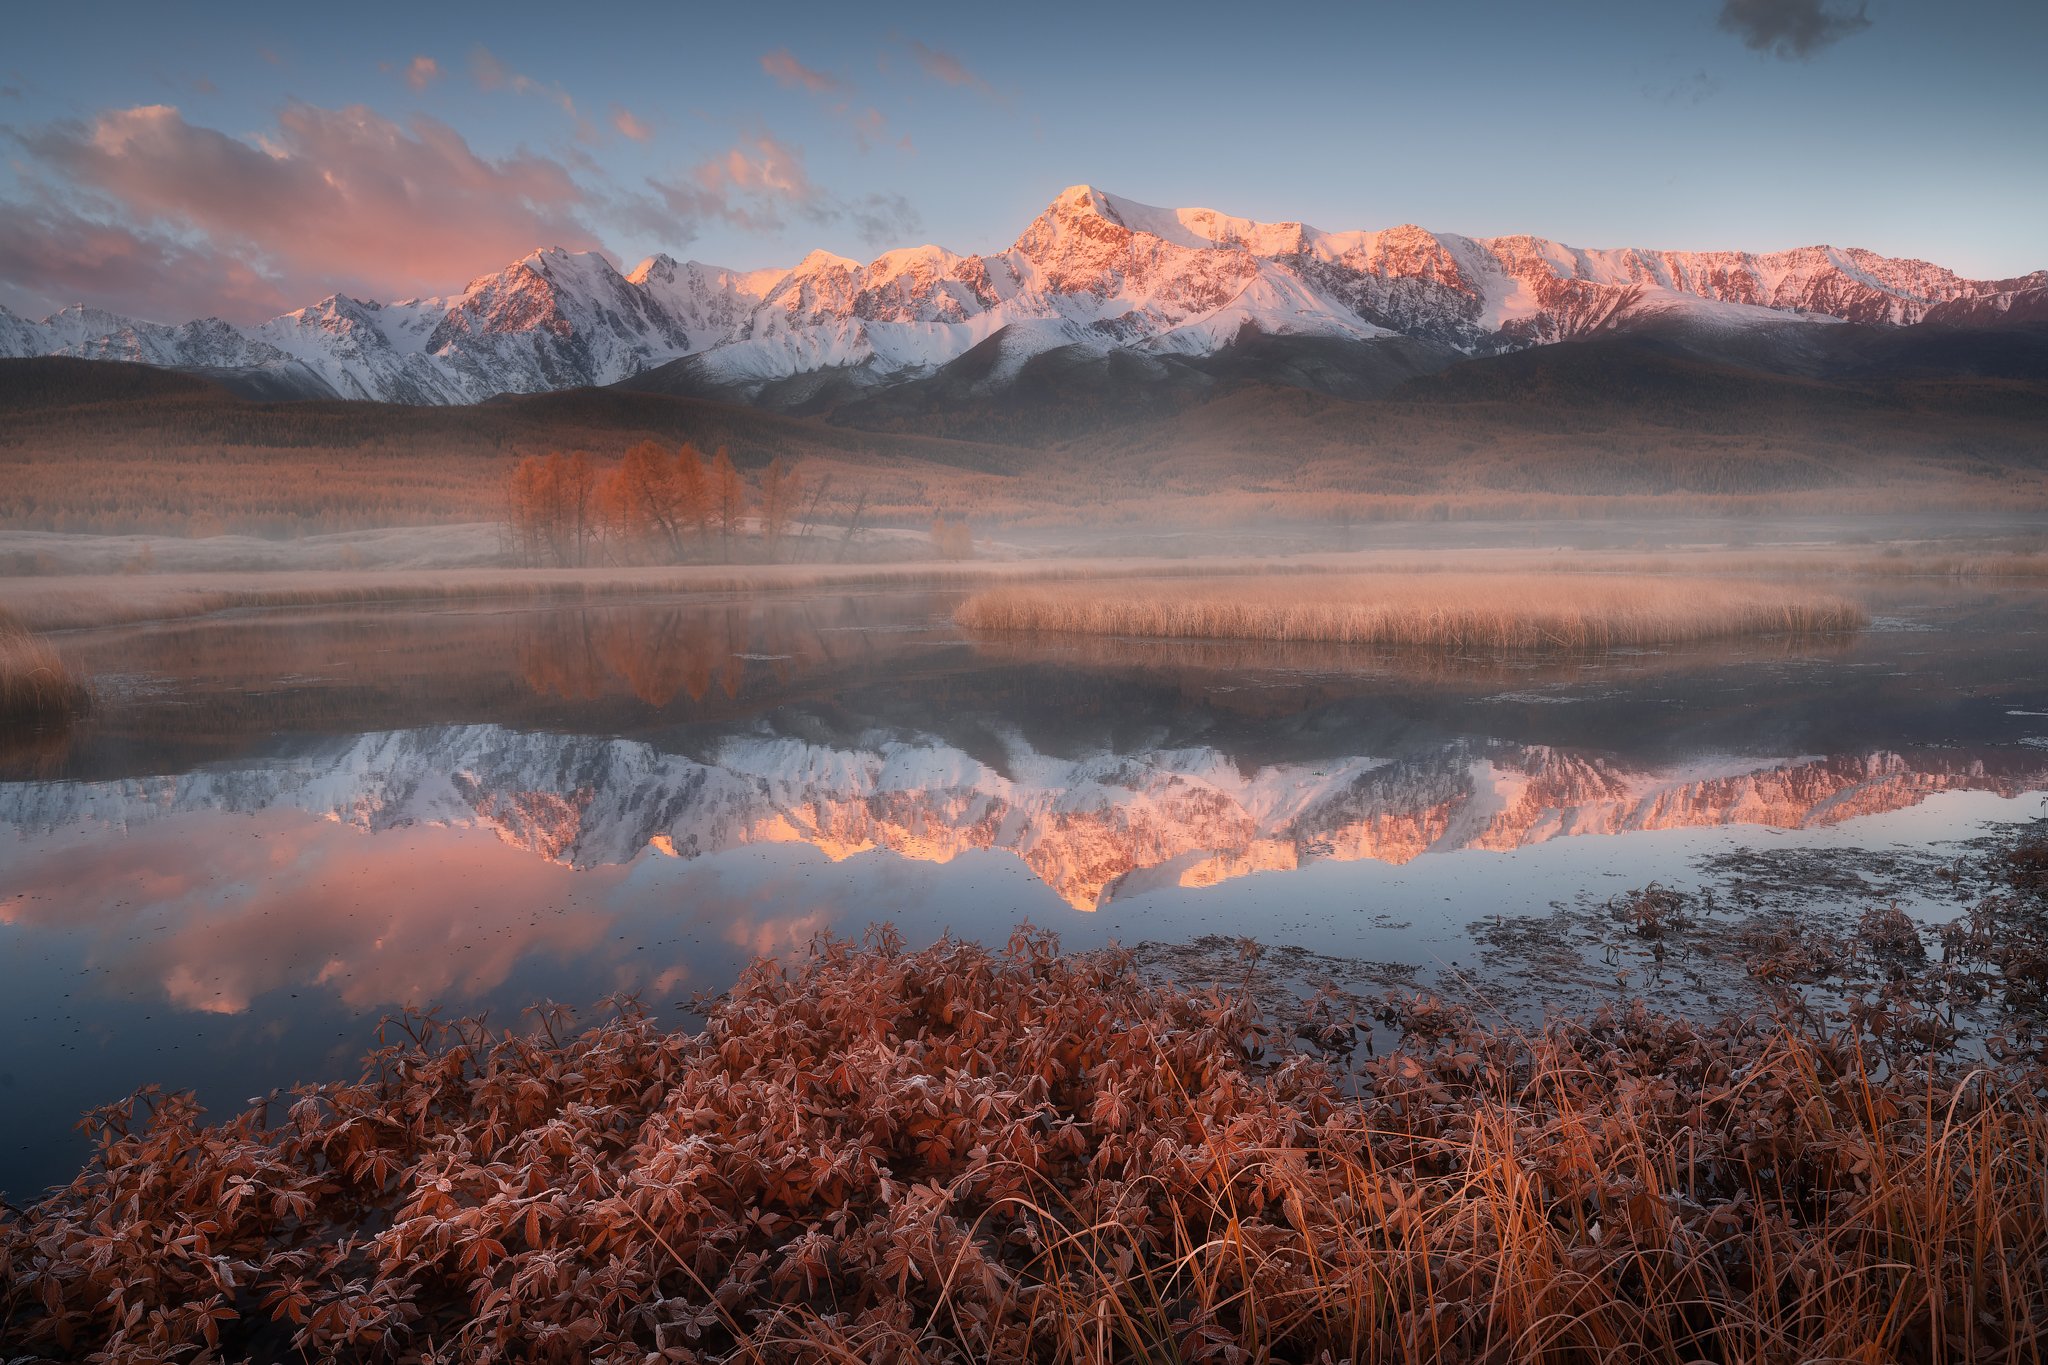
[2,0,2042,321]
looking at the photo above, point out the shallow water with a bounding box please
[4,581,2047,1194]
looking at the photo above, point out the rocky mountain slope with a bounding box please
[4,186,2040,407]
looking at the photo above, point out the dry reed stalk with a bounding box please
[956,572,1868,649]
[0,606,90,726]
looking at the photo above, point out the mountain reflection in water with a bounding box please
[4,584,2047,1195]
[11,586,2048,910]
[6,723,2042,913]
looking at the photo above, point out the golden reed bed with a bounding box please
[955,572,1868,650]
[0,606,90,726]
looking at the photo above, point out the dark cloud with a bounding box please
[1718,0,1873,59]
[845,192,921,248]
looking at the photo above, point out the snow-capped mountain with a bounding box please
[1,722,2037,911]
[2,185,2041,405]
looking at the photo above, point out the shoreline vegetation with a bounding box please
[0,606,89,728]
[3,540,2046,635]
[956,574,1869,649]
[6,823,2048,1362]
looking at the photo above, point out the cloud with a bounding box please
[11,102,602,318]
[651,131,826,233]
[903,39,998,97]
[761,48,848,95]
[471,44,577,114]
[611,105,653,142]
[402,55,441,92]
[849,106,890,154]
[1718,0,1872,59]
[845,192,921,248]
[761,49,898,153]
[645,132,920,247]
[469,45,596,139]
[1643,69,1722,104]
[0,198,299,321]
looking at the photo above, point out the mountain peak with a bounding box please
[627,252,681,281]
[792,248,862,275]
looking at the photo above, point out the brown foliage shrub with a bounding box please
[4,926,2046,1362]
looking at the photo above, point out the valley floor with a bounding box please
[2,514,2046,634]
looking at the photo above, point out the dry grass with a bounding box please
[0,553,1587,634]
[0,560,1288,633]
[0,606,90,727]
[7,539,2031,637]
[956,572,1868,650]
[3,919,2046,1363]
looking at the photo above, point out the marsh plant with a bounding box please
[955,572,1867,650]
[0,606,89,729]
[5,911,2048,1363]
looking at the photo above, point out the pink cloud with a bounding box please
[646,132,919,247]
[761,48,848,95]
[610,104,653,142]
[0,199,298,322]
[903,39,998,97]
[761,49,899,153]
[14,102,601,317]
[652,131,825,233]
[403,55,441,92]
[470,45,573,114]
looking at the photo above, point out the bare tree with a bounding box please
[835,485,870,562]
[677,442,712,548]
[709,446,744,561]
[758,458,797,560]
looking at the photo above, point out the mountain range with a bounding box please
[5,185,2044,410]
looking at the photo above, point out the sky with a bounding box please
[1,0,2042,323]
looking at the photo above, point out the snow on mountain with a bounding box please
[3,185,2038,405]
[1,722,2037,912]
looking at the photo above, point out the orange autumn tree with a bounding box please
[600,440,684,560]
[591,441,719,564]
[515,444,773,565]
[507,449,596,566]
[931,514,975,560]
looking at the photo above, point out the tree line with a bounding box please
[506,442,819,567]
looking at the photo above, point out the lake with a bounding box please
[4,580,2047,1195]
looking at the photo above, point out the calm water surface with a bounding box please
[4,582,2047,1193]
